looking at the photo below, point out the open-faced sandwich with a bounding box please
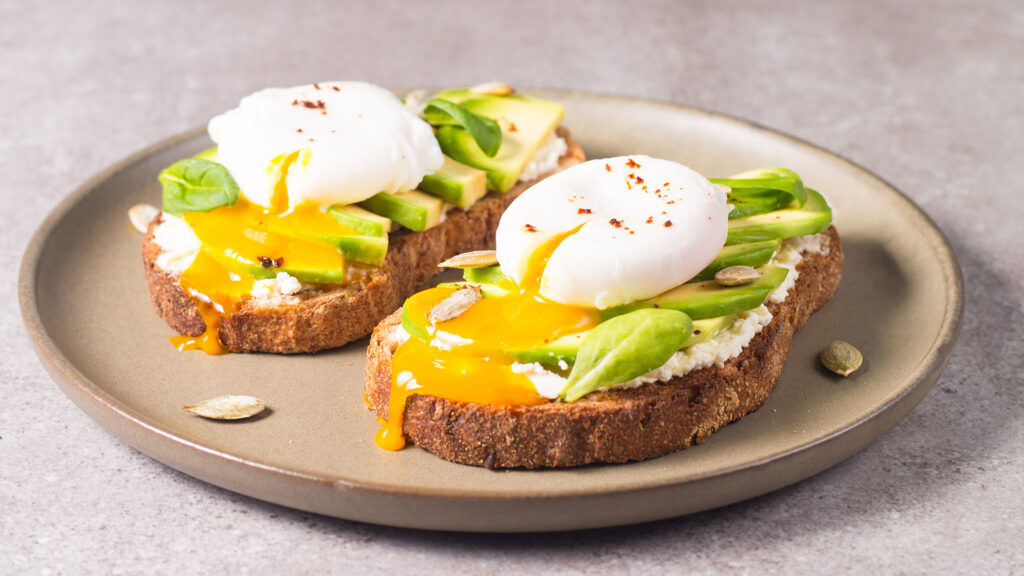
[365,156,841,468]
[138,82,584,354]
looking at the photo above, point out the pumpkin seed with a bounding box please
[820,340,862,377]
[470,82,515,96]
[715,265,762,286]
[128,203,160,233]
[438,250,499,269]
[184,395,266,420]
[429,286,482,323]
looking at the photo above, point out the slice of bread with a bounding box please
[364,226,843,468]
[142,128,585,354]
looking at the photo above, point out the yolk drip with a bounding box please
[378,227,601,450]
[170,250,254,355]
[172,162,361,354]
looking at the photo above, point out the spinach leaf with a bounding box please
[712,167,807,208]
[559,309,693,402]
[423,98,502,158]
[159,158,240,215]
[726,187,794,219]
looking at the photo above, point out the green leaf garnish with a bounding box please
[712,167,807,208]
[559,309,693,402]
[423,98,502,158]
[159,158,239,215]
[726,187,794,219]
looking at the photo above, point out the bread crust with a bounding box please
[142,128,585,354]
[365,226,843,469]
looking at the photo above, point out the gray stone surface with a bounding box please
[2,0,1021,573]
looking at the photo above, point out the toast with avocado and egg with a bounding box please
[364,159,842,468]
[138,82,584,354]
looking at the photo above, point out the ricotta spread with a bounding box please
[767,232,829,304]
[429,330,473,351]
[251,272,303,300]
[518,132,567,183]
[152,213,200,275]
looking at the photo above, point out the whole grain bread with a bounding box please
[142,127,584,354]
[364,226,843,469]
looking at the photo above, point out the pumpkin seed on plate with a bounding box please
[184,395,266,420]
[128,203,160,234]
[821,340,863,377]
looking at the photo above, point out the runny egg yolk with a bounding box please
[378,228,601,451]
[172,174,359,354]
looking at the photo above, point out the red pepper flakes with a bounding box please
[313,83,321,90]
[331,86,341,92]
[507,121,518,133]
[578,208,592,214]
[296,128,303,133]
[663,182,670,187]
[293,99,327,114]
[609,218,623,228]
[646,216,654,224]
[605,163,611,172]
[664,220,673,227]
[625,158,641,168]
[524,224,538,232]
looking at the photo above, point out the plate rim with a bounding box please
[18,90,964,524]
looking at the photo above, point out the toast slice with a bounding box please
[142,128,585,354]
[364,226,843,468]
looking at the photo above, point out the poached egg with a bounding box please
[208,81,443,209]
[495,156,730,308]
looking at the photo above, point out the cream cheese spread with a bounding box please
[518,132,567,183]
[152,213,200,275]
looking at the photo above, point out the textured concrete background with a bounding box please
[3,0,1022,573]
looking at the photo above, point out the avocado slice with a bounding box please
[689,240,781,283]
[360,190,443,232]
[418,155,489,209]
[510,331,586,367]
[326,204,392,237]
[727,189,832,245]
[401,298,431,341]
[726,188,795,219]
[606,265,789,320]
[460,241,780,287]
[462,265,508,284]
[509,315,737,368]
[200,243,345,284]
[432,90,564,193]
[252,205,388,266]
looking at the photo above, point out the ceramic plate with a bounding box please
[19,91,962,532]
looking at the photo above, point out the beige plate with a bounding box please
[18,91,963,532]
